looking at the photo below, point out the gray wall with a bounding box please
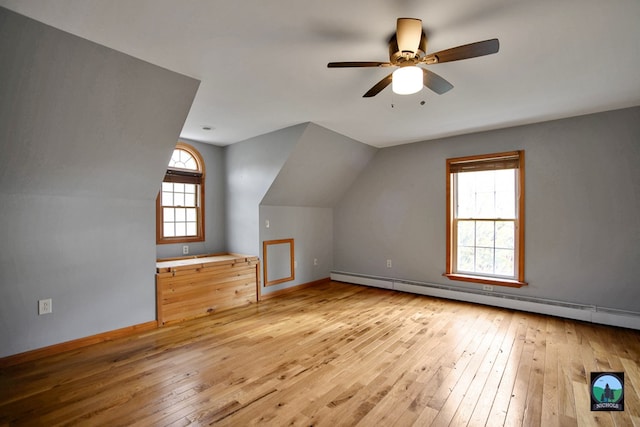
[224,124,306,256]
[260,205,333,293]
[257,124,376,296]
[334,107,640,312]
[156,139,226,259]
[3,5,637,358]
[0,8,199,357]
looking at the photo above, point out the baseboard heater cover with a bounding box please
[331,272,394,290]
[330,271,640,330]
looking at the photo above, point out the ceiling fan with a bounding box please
[327,18,499,97]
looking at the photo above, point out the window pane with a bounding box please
[456,174,475,218]
[476,221,495,247]
[457,220,475,247]
[175,208,186,222]
[457,246,475,272]
[173,183,184,193]
[475,170,494,192]
[162,192,173,206]
[175,222,186,237]
[475,191,495,218]
[495,249,514,276]
[174,193,185,207]
[185,158,197,170]
[163,208,174,222]
[495,221,515,249]
[496,190,515,218]
[184,184,195,194]
[186,222,197,236]
[186,208,197,222]
[476,247,494,274]
[495,169,515,191]
[455,220,515,277]
[168,148,198,170]
[163,223,175,237]
[162,182,173,192]
[170,150,181,165]
[455,169,517,220]
[185,194,196,207]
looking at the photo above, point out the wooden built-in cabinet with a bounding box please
[155,253,260,326]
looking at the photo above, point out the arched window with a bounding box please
[156,142,205,244]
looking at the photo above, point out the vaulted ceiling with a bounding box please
[2,0,639,147]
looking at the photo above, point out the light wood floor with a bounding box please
[1,281,639,426]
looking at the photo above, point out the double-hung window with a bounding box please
[445,151,526,287]
[156,142,205,244]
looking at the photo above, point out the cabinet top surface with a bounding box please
[156,253,257,272]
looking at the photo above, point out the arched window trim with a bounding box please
[156,142,206,244]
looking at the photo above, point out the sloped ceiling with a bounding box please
[262,123,378,207]
[1,0,638,148]
[0,7,199,199]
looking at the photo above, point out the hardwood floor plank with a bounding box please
[620,357,640,423]
[502,314,541,426]
[447,310,513,426]
[465,309,522,426]
[428,310,507,425]
[1,281,639,427]
[486,313,531,424]
[541,317,562,426]
[521,316,547,426]
[572,379,615,427]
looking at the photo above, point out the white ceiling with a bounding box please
[2,0,639,148]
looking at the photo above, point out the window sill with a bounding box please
[443,273,528,288]
[157,236,205,245]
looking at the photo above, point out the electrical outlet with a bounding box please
[313,258,318,266]
[483,285,494,292]
[265,220,270,228]
[182,245,189,255]
[38,299,52,315]
[386,259,392,268]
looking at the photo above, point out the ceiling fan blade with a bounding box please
[424,38,499,64]
[363,73,393,97]
[396,18,423,54]
[328,61,391,68]
[422,68,453,95]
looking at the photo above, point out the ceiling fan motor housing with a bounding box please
[389,33,427,65]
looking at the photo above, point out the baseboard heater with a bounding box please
[330,271,640,330]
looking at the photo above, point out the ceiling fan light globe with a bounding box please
[392,66,422,95]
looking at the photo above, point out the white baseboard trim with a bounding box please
[330,271,640,330]
[331,272,393,290]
